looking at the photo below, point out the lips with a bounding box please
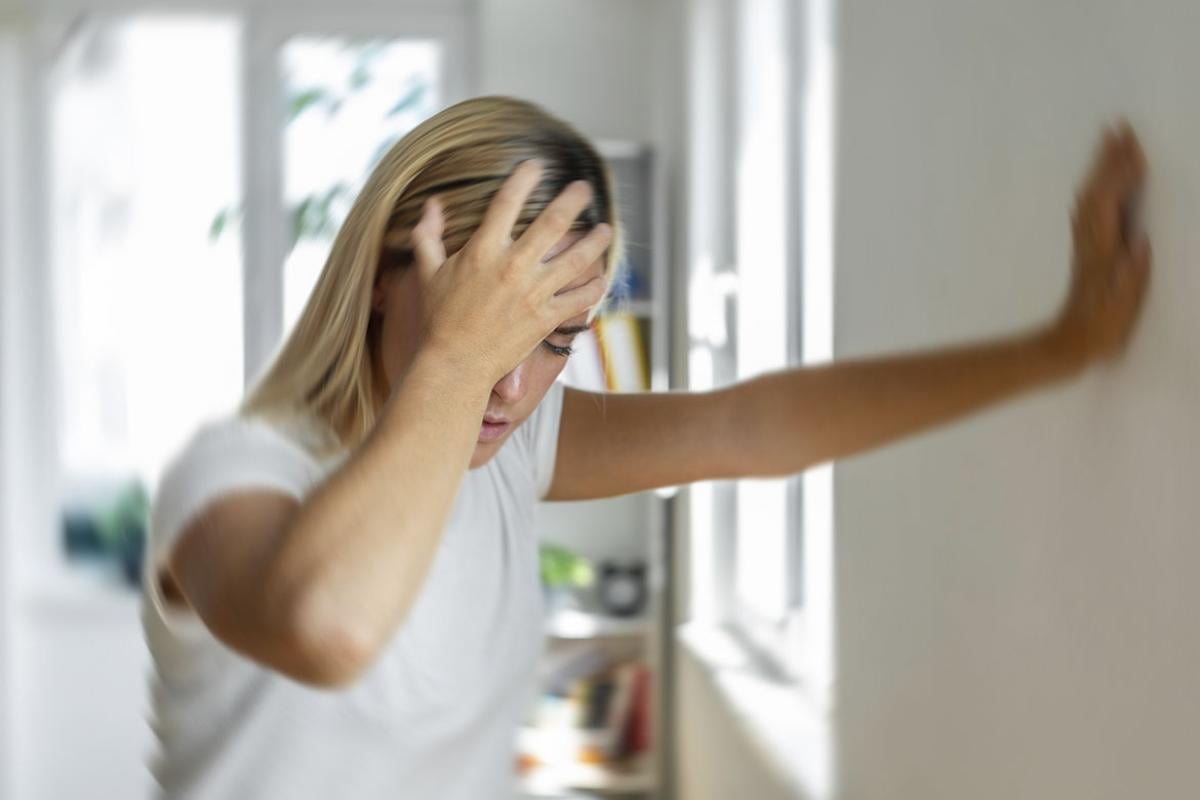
[478,417,511,443]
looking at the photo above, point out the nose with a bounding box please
[491,359,528,405]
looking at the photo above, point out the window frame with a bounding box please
[685,0,816,685]
[240,5,474,384]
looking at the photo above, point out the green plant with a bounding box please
[94,479,149,554]
[209,41,430,253]
[539,543,595,589]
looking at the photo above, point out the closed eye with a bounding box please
[542,323,589,358]
[542,340,574,358]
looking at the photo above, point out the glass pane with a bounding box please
[281,37,441,332]
[733,0,790,621]
[50,14,243,584]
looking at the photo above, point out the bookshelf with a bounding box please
[518,141,673,800]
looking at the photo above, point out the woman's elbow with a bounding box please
[283,588,381,689]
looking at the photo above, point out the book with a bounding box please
[594,313,649,392]
[520,660,648,767]
[624,663,652,754]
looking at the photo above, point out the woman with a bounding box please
[143,96,1149,798]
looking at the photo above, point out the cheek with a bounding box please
[376,283,426,385]
[529,349,570,394]
[505,352,570,432]
[394,282,425,340]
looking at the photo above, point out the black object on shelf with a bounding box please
[596,561,647,618]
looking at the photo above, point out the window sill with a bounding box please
[676,621,834,800]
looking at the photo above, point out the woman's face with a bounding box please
[372,230,606,468]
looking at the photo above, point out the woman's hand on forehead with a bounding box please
[408,160,611,386]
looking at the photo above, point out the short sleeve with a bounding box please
[143,414,318,636]
[522,379,567,501]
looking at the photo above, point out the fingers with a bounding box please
[513,180,596,264]
[1076,120,1147,254]
[1115,236,1151,347]
[1116,120,1147,181]
[1129,234,1152,287]
[547,274,609,320]
[543,223,613,295]
[1079,130,1124,249]
[411,196,447,286]
[475,159,545,246]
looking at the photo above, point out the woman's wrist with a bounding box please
[381,342,494,427]
[1032,318,1092,381]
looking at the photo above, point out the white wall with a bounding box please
[676,646,801,800]
[0,28,19,800]
[477,0,656,142]
[834,1,1200,798]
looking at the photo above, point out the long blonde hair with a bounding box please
[239,96,624,458]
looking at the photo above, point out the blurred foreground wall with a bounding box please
[834,1,1200,797]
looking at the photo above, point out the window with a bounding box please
[50,15,245,583]
[281,36,444,331]
[39,5,470,587]
[685,0,834,692]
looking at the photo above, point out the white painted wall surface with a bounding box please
[477,0,655,142]
[0,27,20,800]
[676,646,803,800]
[834,1,1200,798]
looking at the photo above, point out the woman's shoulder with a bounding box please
[184,407,342,464]
[157,409,336,504]
[151,410,336,546]
[182,410,310,463]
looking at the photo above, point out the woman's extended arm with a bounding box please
[545,123,1149,500]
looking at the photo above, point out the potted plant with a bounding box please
[538,543,595,615]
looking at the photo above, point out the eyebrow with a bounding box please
[554,324,592,336]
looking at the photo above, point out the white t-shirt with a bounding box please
[140,380,566,799]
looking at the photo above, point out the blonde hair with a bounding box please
[239,96,624,459]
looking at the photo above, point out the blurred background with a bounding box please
[3,0,1200,799]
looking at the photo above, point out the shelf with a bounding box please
[517,753,655,797]
[545,608,650,640]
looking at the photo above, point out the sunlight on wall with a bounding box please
[801,0,837,733]
[733,0,791,624]
[51,16,243,487]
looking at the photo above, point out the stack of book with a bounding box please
[518,659,652,770]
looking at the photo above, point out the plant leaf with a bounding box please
[386,83,427,118]
[289,196,316,252]
[288,87,335,123]
[208,205,242,241]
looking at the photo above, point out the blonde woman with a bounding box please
[143,96,1149,798]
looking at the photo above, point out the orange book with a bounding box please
[594,313,648,392]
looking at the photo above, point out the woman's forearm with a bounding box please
[263,343,493,679]
[727,123,1149,480]
[731,325,1087,477]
